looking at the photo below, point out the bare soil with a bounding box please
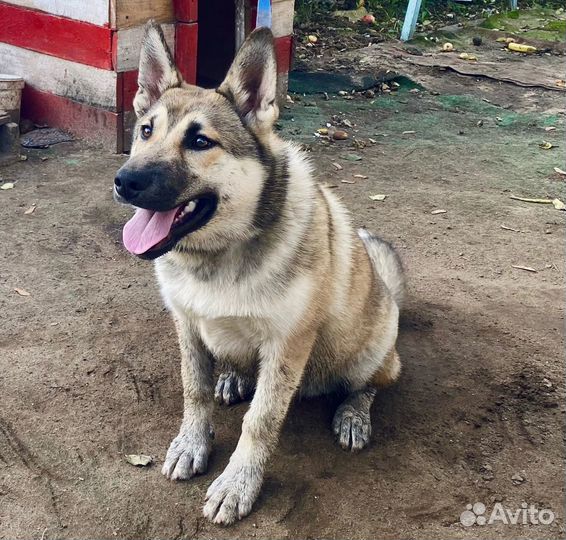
[1,56,564,539]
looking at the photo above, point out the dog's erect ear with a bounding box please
[134,21,182,117]
[218,28,278,133]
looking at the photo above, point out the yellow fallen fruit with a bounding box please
[508,43,537,53]
[307,35,318,44]
[552,198,565,210]
[459,52,478,61]
[442,42,454,52]
[505,37,517,44]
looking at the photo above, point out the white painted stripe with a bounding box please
[0,43,117,108]
[272,0,294,38]
[2,0,109,26]
[116,23,175,73]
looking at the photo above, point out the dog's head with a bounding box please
[115,22,281,259]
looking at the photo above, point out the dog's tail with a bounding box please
[358,228,406,307]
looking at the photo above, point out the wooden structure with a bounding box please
[0,0,295,152]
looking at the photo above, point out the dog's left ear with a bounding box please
[218,28,278,134]
[134,20,182,117]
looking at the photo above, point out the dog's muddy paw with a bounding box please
[214,371,255,406]
[162,427,212,481]
[332,403,372,452]
[203,462,262,525]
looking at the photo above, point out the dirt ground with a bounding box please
[1,51,565,539]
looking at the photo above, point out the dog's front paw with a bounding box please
[332,403,372,452]
[214,371,255,406]
[203,461,263,525]
[162,424,212,481]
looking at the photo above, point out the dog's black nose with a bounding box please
[114,167,153,200]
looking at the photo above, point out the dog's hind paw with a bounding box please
[162,423,212,481]
[203,461,263,525]
[214,371,255,406]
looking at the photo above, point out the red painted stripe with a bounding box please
[121,70,139,112]
[21,86,121,151]
[0,2,113,70]
[275,35,293,73]
[174,0,198,22]
[175,23,198,84]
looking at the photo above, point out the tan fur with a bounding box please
[117,22,405,526]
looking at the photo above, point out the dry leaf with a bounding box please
[555,80,566,88]
[369,194,387,201]
[353,174,368,179]
[544,126,556,132]
[1,182,14,190]
[402,130,416,135]
[125,454,153,467]
[317,128,329,135]
[341,179,356,184]
[512,265,537,273]
[24,205,36,215]
[539,141,554,150]
[510,196,553,204]
[14,288,31,296]
[343,154,363,161]
[552,198,565,210]
[553,167,566,176]
[501,225,521,232]
[431,209,447,215]
[331,162,343,170]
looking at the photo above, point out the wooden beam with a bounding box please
[400,0,422,41]
[0,43,118,109]
[111,0,175,29]
[173,0,197,22]
[0,0,109,26]
[175,22,198,84]
[0,2,113,70]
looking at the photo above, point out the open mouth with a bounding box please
[122,194,218,259]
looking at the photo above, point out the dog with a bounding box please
[114,21,405,525]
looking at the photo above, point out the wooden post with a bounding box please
[235,0,246,51]
[400,0,422,41]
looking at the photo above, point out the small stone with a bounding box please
[473,36,483,46]
[511,473,525,485]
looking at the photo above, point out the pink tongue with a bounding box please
[123,206,180,255]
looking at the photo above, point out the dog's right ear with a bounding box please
[134,20,182,117]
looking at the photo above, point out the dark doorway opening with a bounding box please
[197,0,236,87]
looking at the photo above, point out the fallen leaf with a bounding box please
[510,196,553,204]
[402,130,416,135]
[369,194,387,201]
[368,138,377,144]
[553,167,566,176]
[539,141,555,150]
[341,179,356,184]
[125,454,153,467]
[331,162,343,170]
[555,80,565,88]
[14,288,31,296]
[353,174,368,179]
[544,126,556,132]
[552,198,565,210]
[317,128,329,136]
[501,225,521,232]
[343,154,363,161]
[431,209,447,215]
[24,205,36,215]
[19,155,28,161]
[1,182,14,190]
[512,265,537,273]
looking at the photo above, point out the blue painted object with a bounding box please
[400,0,423,41]
[257,0,272,28]
[401,0,519,40]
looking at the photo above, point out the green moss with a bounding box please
[543,20,566,32]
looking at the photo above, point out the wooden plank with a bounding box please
[272,0,294,38]
[114,23,175,72]
[21,85,120,152]
[175,22,198,84]
[111,0,174,29]
[0,43,118,109]
[173,0,197,22]
[274,35,293,73]
[0,3,113,70]
[1,0,109,26]
[400,0,422,41]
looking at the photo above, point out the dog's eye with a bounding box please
[140,124,152,140]
[192,135,214,150]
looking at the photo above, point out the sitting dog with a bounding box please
[114,21,405,525]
